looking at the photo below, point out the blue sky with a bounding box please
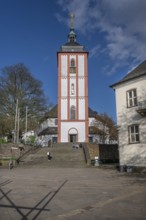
[0,0,146,121]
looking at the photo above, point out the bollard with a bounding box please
[9,160,13,169]
[94,156,99,166]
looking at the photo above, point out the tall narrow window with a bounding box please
[55,119,58,125]
[129,125,140,143]
[127,89,137,107]
[71,58,75,67]
[70,105,76,120]
[71,83,75,95]
[70,58,76,73]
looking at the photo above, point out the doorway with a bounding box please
[70,134,77,143]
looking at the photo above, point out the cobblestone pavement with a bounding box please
[0,166,146,220]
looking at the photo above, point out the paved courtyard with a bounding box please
[0,166,146,220]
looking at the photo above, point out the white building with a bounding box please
[111,60,146,168]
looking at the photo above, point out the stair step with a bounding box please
[19,143,87,168]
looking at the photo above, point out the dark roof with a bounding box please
[88,107,98,117]
[38,127,58,136]
[42,105,97,121]
[111,60,146,88]
[44,105,58,118]
[64,41,80,46]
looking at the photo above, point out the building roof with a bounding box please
[88,107,98,117]
[43,104,58,119]
[64,41,80,46]
[111,60,146,88]
[38,127,57,136]
[42,105,97,121]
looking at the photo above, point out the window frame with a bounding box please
[128,124,140,144]
[126,88,138,108]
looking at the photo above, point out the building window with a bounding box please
[89,136,93,143]
[71,83,75,95]
[128,125,140,143]
[52,137,57,143]
[127,89,137,107]
[70,105,76,120]
[55,119,58,125]
[71,58,75,67]
[70,58,76,73]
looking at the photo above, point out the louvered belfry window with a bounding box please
[70,58,76,73]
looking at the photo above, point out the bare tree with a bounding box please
[0,63,50,138]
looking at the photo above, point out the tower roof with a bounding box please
[59,13,86,52]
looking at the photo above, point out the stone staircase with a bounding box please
[19,143,87,168]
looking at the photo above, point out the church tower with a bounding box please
[57,14,89,143]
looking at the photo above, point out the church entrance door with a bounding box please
[70,134,77,143]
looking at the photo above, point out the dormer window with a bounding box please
[70,58,76,73]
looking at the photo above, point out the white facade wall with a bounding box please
[38,118,57,134]
[115,76,146,167]
[78,78,84,96]
[61,78,67,96]
[78,99,85,119]
[61,122,86,142]
[61,55,67,76]
[47,118,58,127]
[88,117,96,126]
[61,99,68,119]
[78,55,84,76]
[37,117,58,144]
[70,98,76,108]
[116,77,146,122]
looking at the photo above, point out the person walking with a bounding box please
[47,151,52,160]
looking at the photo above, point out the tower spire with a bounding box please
[68,13,76,43]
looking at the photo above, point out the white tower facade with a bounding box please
[58,14,89,143]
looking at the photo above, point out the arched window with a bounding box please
[70,58,76,73]
[71,58,75,67]
[70,105,76,120]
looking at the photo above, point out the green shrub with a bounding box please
[0,138,7,144]
[25,135,36,145]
